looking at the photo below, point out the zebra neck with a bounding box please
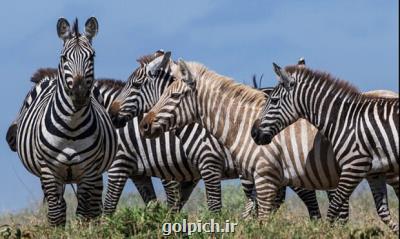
[97,85,122,110]
[145,72,174,113]
[54,78,92,127]
[196,78,265,149]
[295,80,363,148]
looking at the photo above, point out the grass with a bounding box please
[0,183,398,239]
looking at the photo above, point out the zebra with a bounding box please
[15,17,117,226]
[138,59,399,231]
[6,69,59,152]
[5,66,209,215]
[251,63,399,230]
[102,50,324,218]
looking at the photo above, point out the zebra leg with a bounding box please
[76,174,103,220]
[179,180,199,209]
[327,163,370,223]
[131,175,157,204]
[240,176,258,218]
[273,186,287,211]
[291,187,321,220]
[367,175,399,233]
[254,171,279,219]
[162,180,183,212]
[40,174,66,226]
[104,171,129,215]
[327,189,350,223]
[201,172,222,212]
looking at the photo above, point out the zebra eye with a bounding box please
[170,93,181,99]
[131,82,142,89]
[61,55,67,62]
[67,81,73,88]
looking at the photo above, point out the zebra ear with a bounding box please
[272,62,294,91]
[84,17,99,41]
[57,17,71,42]
[178,59,195,89]
[147,51,171,76]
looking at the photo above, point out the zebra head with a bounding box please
[139,59,197,139]
[57,17,98,110]
[109,51,172,128]
[251,63,299,145]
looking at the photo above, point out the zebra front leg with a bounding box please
[201,172,222,212]
[104,171,129,215]
[254,172,279,219]
[76,174,103,220]
[367,175,399,233]
[327,163,369,223]
[162,180,183,212]
[40,173,67,226]
[131,175,157,204]
[240,176,257,218]
[291,187,321,220]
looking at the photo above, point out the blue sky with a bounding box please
[0,1,398,213]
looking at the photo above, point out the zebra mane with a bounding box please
[185,61,266,105]
[72,18,80,38]
[30,68,58,84]
[284,65,397,101]
[96,78,126,90]
[136,50,165,66]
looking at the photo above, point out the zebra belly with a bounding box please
[277,120,340,190]
[122,122,202,182]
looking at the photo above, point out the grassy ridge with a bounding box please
[0,184,398,238]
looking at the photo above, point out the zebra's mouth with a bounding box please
[72,98,90,109]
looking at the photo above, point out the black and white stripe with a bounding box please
[138,60,398,230]
[15,18,117,226]
[253,63,399,231]
[105,53,324,218]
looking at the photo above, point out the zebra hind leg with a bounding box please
[367,175,399,233]
[291,187,321,220]
[327,189,349,223]
[76,175,103,220]
[131,175,157,204]
[40,174,67,226]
